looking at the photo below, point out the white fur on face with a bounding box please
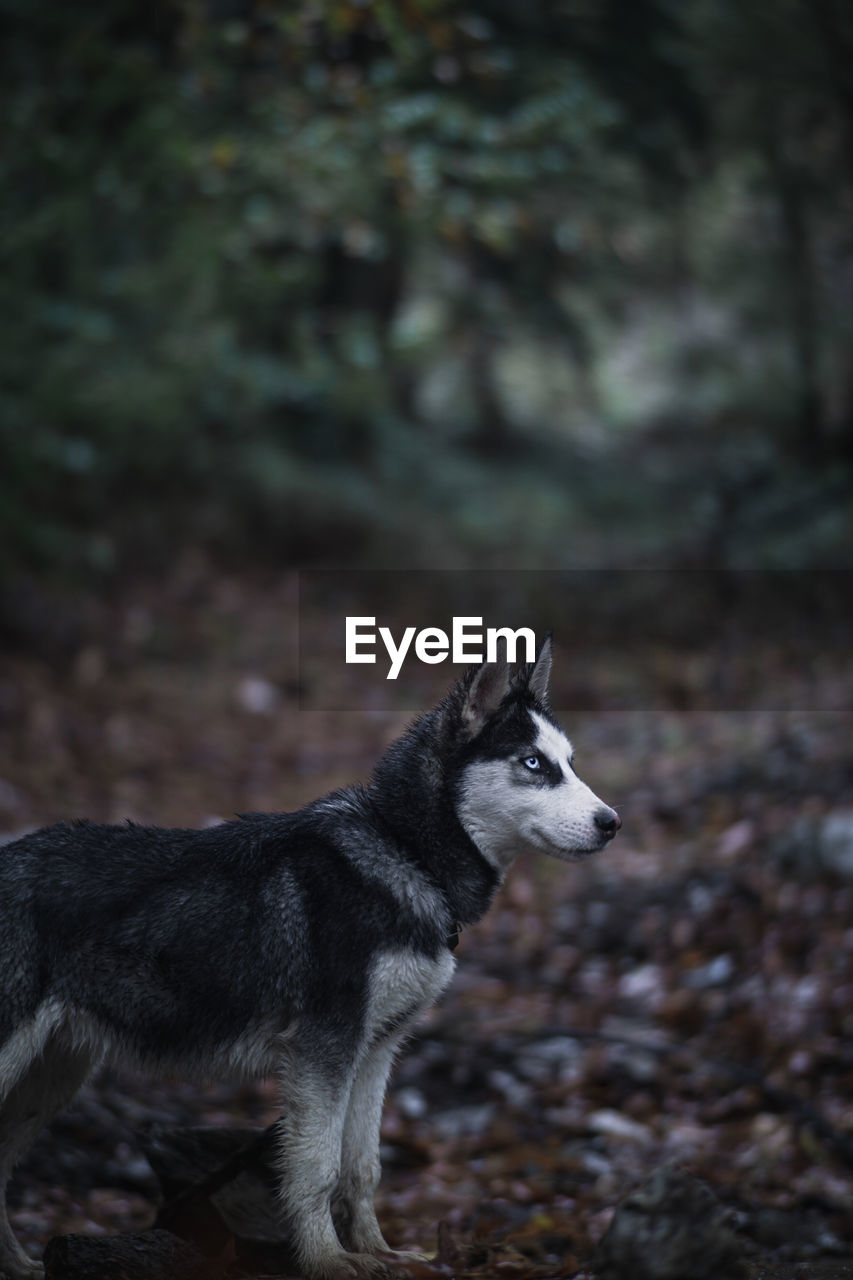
[457,709,617,871]
[530,712,575,775]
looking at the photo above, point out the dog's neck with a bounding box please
[367,708,501,927]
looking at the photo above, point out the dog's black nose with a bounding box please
[595,808,621,836]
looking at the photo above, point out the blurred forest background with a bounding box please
[2,4,853,1278]
[2,0,853,581]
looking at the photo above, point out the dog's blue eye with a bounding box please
[523,755,540,770]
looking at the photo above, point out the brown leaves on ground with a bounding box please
[2,570,853,1276]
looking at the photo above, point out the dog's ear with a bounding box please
[527,632,553,704]
[460,659,510,737]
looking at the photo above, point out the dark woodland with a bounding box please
[1,2,853,1278]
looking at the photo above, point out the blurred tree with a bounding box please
[0,0,850,578]
[675,0,853,458]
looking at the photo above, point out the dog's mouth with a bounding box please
[529,826,612,861]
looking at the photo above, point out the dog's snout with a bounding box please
[594,807,621,836]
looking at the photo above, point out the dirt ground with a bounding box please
[2,567,852,1278]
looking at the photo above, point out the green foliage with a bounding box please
[1,0,851,579]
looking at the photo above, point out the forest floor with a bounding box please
[1,565,852,1279]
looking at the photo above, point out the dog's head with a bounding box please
[450,635,620,871]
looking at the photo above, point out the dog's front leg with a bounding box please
[332,1040,395,1256]
[333,1038,426,1268]
[276,1066,349,1278]
[277,1061,398,1280]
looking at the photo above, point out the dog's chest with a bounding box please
[365,948,455,1036]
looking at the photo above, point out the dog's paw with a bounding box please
[308,1249,420,1279]
[379,1250,430,1269]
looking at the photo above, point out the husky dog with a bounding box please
[0,637,619,1280]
